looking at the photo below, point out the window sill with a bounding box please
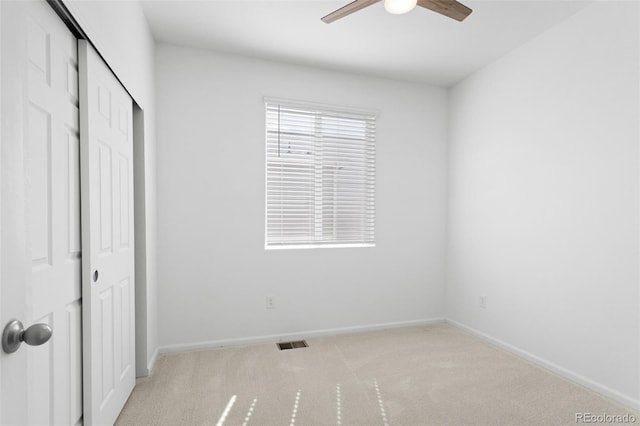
[265,243,375,251]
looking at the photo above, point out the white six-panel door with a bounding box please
[0,1,82,424]
[79,40,136,426]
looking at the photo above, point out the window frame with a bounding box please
[264,97,377,250]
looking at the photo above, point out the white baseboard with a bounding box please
[446,318,640,412]
[147,347,159,374]
[158,317,446,355]
[136,347,160,378]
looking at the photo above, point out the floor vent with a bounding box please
[278,340,308,350]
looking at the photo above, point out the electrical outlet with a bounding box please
[480,295,487,309]
[266,296,275,309]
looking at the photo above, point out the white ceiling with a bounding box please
[140,0,592,87]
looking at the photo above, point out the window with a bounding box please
[265,98,376,249]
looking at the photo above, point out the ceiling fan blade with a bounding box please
[322,0,382,24]
[417,0,472,21]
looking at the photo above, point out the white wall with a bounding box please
[63,0,158,373]
[155,44,448,349]
[447,1,639,406]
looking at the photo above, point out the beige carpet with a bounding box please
[116,324,638,425]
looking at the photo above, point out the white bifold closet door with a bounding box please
[79,40,136,426]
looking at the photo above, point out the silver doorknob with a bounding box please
[2,320,52,354]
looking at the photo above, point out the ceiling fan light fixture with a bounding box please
[384,0,418,15]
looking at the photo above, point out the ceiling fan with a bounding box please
[322,0,472,24]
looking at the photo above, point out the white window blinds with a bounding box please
[265,99,376,249]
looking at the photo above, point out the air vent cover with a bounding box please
[278,340,308,350]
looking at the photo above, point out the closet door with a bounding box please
[79,40,136,426]
[0,1,82,424]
